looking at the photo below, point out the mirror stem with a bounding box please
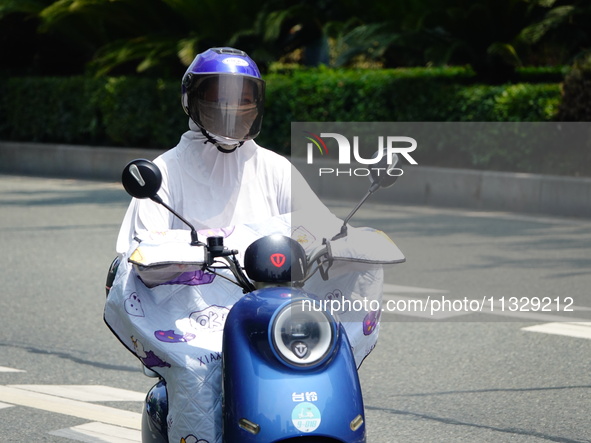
[331,188,376,241]
[150,195,203,246]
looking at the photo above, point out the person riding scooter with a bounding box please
[105,47,382,443]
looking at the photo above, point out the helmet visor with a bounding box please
[187,74,265,140]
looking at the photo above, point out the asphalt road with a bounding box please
[0,174,590,442]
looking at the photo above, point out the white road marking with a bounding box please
[482,306,591,323]
[49,422,141,443]
[0,402,14,410]
[522,322,591,340]
[382,285,591,322]
[9,384,145,402]
[0,366,25,373]
[0,385,142,429]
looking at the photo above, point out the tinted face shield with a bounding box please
[187,74,265,141]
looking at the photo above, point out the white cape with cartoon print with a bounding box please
[104,213,404,443]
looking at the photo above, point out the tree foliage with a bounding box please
[558,51,591,120]
[0,0,590,81]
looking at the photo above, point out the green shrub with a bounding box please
[258,67,561,156]
[98,77,186,148]
[0,76,187,148]
[0,76,107,144]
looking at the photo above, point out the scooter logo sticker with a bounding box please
[292,341,308,359]
[270,253,286,267]
[292,402,321,433]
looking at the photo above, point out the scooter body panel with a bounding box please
[222,287,366,443]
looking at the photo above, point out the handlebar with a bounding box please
[129,233,335,293]
[204,236,333,291]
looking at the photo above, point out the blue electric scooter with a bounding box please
[115,155,404,443]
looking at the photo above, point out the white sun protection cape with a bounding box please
[116,121,327,254]
[105,123,404,443]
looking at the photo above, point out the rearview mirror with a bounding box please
[121,159,162,200]
[121,158,202,246]
[369,152,400,190]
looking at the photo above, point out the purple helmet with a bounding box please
[181,47,265,141]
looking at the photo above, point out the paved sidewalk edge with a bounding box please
[1,141,590,218]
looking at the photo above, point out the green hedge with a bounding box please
[260,68,561,152]
[0,67,576,174]
[0,76,187,149]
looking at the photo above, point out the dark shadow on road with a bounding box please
[0,342,138,373]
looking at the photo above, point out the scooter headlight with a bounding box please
[269,299,336,368]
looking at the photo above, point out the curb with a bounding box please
[292,158,591,218]
[0,141,165,182]
[1,141,590,218]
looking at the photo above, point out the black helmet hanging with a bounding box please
[244,235,307,284]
